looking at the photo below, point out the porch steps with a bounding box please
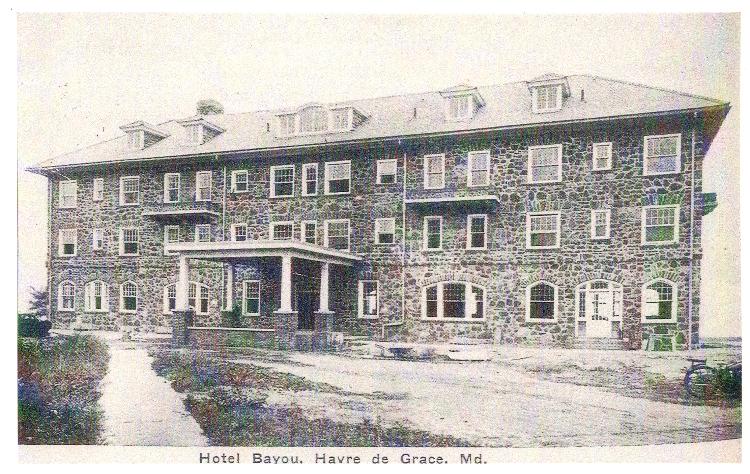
[572,338,629,351]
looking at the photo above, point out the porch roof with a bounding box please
[167,240,362,266]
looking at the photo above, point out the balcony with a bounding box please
[404,189,500,210]
[142,200,220,221]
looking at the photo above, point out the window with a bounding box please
[58,281,75,311]
[331,109,350,131]
[164,285,176,313]
[324,219,350,250]
[467,214,487,249]
[526,212,561,249]
[592,142,613,171]
[423,154,445,189]
[642,279,677,322]
[532,85,562,112]
[526,281,558,321]
[301,221,317,245]
[126,130,143,150]
[186,124,202,144]
[120,282,138,313]
[195,224,211,243]
[358,281,379,318]
[231,224,247,242]
[644,134,681,175]
[375,218,395,245]
[467,150,490,187]
[591,209,611,240]
[300,107,328,133]
[270,165,295,197]
[324,161,351,195]
[93,178,104,201]
[231,170,248,193]
[446,96,471,120]
[119,228,140,255]
[189,283,209,315]
[278,114,296,136]
[195,171,212,201]
[422,282,485,320]
[58,180,77,208]
[92,229,104,251]
[302,163,318,196]
[119,176,140,206]
[243,280,260,315]
[642,205,679,245]
[84,281,108,312]
[528,145,562,183]
[58,229,77,256]
[271,222,294,241]
[164,173,180,203]
[423,216,442,250]
[376,159,397,184]
[164,225,180,254]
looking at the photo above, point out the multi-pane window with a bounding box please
[528,145,562,183]
[243,280,260,315]
[186,124,202,144]
[164,173,180,203]
[126,130,142,150]
[231,170,248,193]
[58,229,77,256]
[591,209,611,240]
[467,214,487,249]
[301,221,317,245]
[642,205,679,244]
[467,151,490,187]
[164,285,176,313]
[231,224,247,242]
[644,134,681,175]
[58,181,77,208]
[120,228,140,255]
[278,114,296,136]
[92,228,104,251]
[423,216,442,250]
[642,279,677,322]
[302,163,318,196]
[532,85,561,112]
[195,224,211,243]
[120,282,138,312]
[324,161,351,194]
[84,281,108,312]
[331,109,350,131]
[527,282,557,320]
[447,96,471,120]
[120,176,140,205]
[93,178,104,201]
[58,281,75,311]
[324,219,350,250]
[422,282,485,320]
[195,171,212,201]
[423,154,445,189]
[376,159,397,184]
[270,165,295,197]
[270,222,294,241]
[189,283,209,315]
[300,107,328,133]
[164,225,180,254]
[358,281,379,318]
[592,142,613,171]
[375,218,395,245]
[527,212,561,249]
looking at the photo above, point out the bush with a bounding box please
[18,314,52,338]
[221,304,243,328]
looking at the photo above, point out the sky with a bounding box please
[16,13,740,336]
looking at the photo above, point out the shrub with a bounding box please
[221,304,243,328]
[18,314,52,338]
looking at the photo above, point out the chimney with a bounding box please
[196,99,224,116]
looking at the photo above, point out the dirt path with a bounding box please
[99,342,208,446]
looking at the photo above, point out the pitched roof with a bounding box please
[30,74,728,171]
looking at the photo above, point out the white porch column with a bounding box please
[176,256,190,311]
[278,255,293,313]
[225,263,234,310]
[318,262,330,312]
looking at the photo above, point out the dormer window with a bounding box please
[275,104,364,137]
[331,108,351,131]
[447,96,471,120]
[120,121,168,151]
[185,124,202,144]
[299,106,328,133]
[126,130,143,150]
[439,85,485,121]
[527,74,570,113]
[177,117,225,145]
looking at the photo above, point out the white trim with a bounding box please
[526,211,561,249]
[167,239,362,265]
[376,159,398,184]
[163,283,209,315]
[119,281,138,314]
[242,279,261,316]
[230,169,249,193]
[92,228,104,251]
[84,280,109,313]
[119,175,140,206]
[466,214,488,250]
[525,280,559,322]
[92,178,104,202]
[467,150,491,187]
[592,142,613,171]
[531,84,563,113]
[405,194,500,205]
[444,95,473,121]
[643,133,682,176]
[323,218,351,251]
[194,224,211,243]
[195,171,212,202]
[163,173,181,203]
[422,216,443,251]
[300,220,317,245]
[421,281,486,321]
[57,280,76,312]
[301,163,318,196]
[374,218,396,245]
[230,223,248,242]
[641,278,678,323]
[270,221,295,241]
[270,164,295,198]
[357,280,380,319]
[58,228,78,257]
[641,204,680,245]
[164,225,180,255]
[527,144,563,184]
[119,227,140,256]
[58,180,78,208]
[423,154,445,190]
[590,209,612,240]
[324,160,352,195]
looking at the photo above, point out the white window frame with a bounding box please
[164,225,180,255]
[185,123,203,145]
[527,144,563,184]
[57,281,75,312]
[270,165,295,198]
[84,280,109,313]
[324,219,351,251]
[641,204,680,245]
[445,95,472,120]
[641,278,678,323]
[119,281,138,314]
[423,216,443,251]
[119,176,140,206]
[58,229,77,257]
[58,180,78,209]
[270,221,294,241]
[376,159,397,185]
[423,154,445,190]
[163,173,180,203]
[590,209,611,240]
[421,281,486,321]
[231,223,248,242]
[643,133,682,176]
[466,214,488,250]
[358,280,380,319]
[92,178,104,202]
[467,150,491,187]
[525,281,559,322]
[195,171,212,202]
[324,160,352,195]
[531,85,563,113]
[374,218,396,245]
[302,163,318,196]
[526,211,561,249]
[163,283,208,315]
[592,142,613,171]
[301,220,317,245]
[194,224,211,243]
[126,130,144,150]
[231,170,249,193]
[92,228,104,251]
[242,280,261,316]
[119,227,140,256]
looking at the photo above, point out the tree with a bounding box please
[196,99,224,116]
[28,286,48,319]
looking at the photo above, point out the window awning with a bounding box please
[143,208,219,220]
[167,240,362,266]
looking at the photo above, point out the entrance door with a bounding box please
[579,280,622,338]
[297,290,316,330]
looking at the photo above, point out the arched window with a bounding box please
[57,281,75,311]
[84,281,109,312]
[526,281,558,321]
[163,282,209,315]
[642,279,677,322]
[421,282,485,320]
[120,281,138,313]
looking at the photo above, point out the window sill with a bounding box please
[269,194,294,199]
[592,168,612,172]
[641,241,679,247]
[57,308,75,312]
[301,193,318,197]
[467,183,490,189]
[526,246,560,250]
[84,310,109,314]
[324,192,352,196]
[423,186,446,191]
[465,247,487,251]
[641,319,678,324]
[526,180,562,185]
[525,318,558,323]
[119,203,140,207]
[591,237,611,241]
[643,170,681,177]
[421,318,485,323]
[358,315,379,320]
[119,253,140,257]
[58,205,77,210]
[58,254,77,258]
[119,309,137,314]
[231,190,248,194]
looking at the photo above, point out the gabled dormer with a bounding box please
[275,103,367,137]
[176,116,225,145]
[439,84,485,121]
[120,121,169,151]
[527,73,570,113]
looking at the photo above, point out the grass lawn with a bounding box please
[18,334,110,444]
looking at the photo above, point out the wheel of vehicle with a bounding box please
[684,366,719,399]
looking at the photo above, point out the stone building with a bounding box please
[28,73,729,350]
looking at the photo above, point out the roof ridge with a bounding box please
[579,74,727,106]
